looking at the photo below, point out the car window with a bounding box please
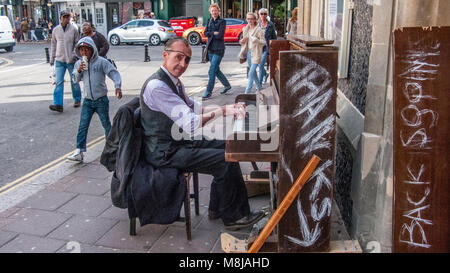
[123,21,138,29]
[157,20,171,28]
[225,19,242,26]
[138,20,154,27]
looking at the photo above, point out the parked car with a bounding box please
[108,19,176,46]
[169,16,197,37]
[0,16,15,52]
[183,18,247,46]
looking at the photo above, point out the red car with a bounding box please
[182,18,247,46]
[169,16,196,37]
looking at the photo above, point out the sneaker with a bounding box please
[73,101,81,108]
[67,150,83,162]
[202,92,212,100]
[220,86,232,94]
[224,210,265,231]
[263,74,269,84]
[49,104,63,113]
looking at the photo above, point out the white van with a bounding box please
[0,16,15,52]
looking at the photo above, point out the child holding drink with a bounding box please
[67,37,122,162]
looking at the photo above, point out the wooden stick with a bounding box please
[247,155,321,253]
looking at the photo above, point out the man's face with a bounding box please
[163,41,192,78]
[60,15,70,26]
[79,46,93,60]
[82,24,93,35]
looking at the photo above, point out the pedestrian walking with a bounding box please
[49,10,82,113]
[40,19,49,40]
[202,3,232,100]
[238,12,266,94]
[257,8,277,85]
[29,18,38,41]
[20,18,29,42]
[81,22,109,58]
[286,7,298,35]
[67,37,122,162]
[14,17,22,43]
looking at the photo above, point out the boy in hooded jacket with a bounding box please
[67,36,122,162]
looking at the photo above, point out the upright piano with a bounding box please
[225,34,338,252]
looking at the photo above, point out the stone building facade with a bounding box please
[294,0,450,252]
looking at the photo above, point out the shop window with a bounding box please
[133,2,144,17]
[324,0,352,78]
[96,8,104,25]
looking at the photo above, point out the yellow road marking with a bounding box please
[0,136,105,196]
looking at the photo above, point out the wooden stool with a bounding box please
[129,172,200,240]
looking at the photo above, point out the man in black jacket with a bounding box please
[202,3,232,100]
[81,22,110,58]
[140,37,264,230]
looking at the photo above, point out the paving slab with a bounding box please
[0,230,18,248]
[56,242,135,253]
[98,205,130,221]
[57,194,112,217]
[15,189,77,211]
[47,215,118,244]
[0,234,66,253]
[95,220,167,252]
[1,208,73,236]
[72,163,112,180]
[148,226,220,253]
[64,176,110,196]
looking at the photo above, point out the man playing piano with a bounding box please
[140,37,265,230]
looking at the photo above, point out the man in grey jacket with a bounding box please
[67,36,122,162]
[49,10,82,113]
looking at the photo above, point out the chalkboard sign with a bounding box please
[393,27,449,252]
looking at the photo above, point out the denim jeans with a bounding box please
[258,50,268,85]
[245,50,262,94]
[53,60,82,106]
[205,53,231,95]
[76,96,111,152]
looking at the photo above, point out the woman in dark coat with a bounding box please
[202,3,232,100]
[258,8,277,85]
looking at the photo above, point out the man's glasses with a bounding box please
[260,13,268,15]
[165,50,191,64]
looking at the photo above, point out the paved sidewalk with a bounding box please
[0,74,352,253]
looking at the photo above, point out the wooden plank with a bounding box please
[277,49,338,252]
[392,26,450,253]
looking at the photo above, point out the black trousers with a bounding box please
[164,139,250,224]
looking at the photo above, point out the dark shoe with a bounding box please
[208,210,221,220]
[49,104,63,113]
[224,210,265,231]
[220,86,232,94]
[202,92,212,100]
[73,101,81,108]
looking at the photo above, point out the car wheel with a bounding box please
[5,46,13,52]
[110,34,120,46]
[187,32,201,46]
[149,34,161,46]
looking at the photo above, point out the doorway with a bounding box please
[107,3,120,32]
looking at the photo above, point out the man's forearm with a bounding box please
[200,106,224,126]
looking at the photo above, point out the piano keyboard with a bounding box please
[233,101,257,132]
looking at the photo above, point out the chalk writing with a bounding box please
[395,36,440,250]
[282,54,335,248]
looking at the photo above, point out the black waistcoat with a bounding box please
[139,68,192,167]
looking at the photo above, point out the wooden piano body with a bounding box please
[225,34,338,252]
